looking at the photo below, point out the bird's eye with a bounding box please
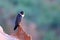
[20,11,24,15]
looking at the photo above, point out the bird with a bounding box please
[14,11,24,30]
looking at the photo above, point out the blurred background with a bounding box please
[0,0,60,40]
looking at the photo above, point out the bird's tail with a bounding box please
[14,25,19,30]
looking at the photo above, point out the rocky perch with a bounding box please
[0,25,31,40]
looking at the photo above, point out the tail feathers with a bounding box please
[14,25,19,30]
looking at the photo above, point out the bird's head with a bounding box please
[20,11,25,17]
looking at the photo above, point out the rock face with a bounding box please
[0,25,31,40]
[0,26,19,40]
[12,24,31,40]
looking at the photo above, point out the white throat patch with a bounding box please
[22,14,24,17]
[20,13,25,18]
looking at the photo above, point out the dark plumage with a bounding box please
[14,11,24,30]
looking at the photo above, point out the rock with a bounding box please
[0,25,19,40]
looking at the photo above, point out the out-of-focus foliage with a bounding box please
[0,0,60,40]
[0,0,60,25]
